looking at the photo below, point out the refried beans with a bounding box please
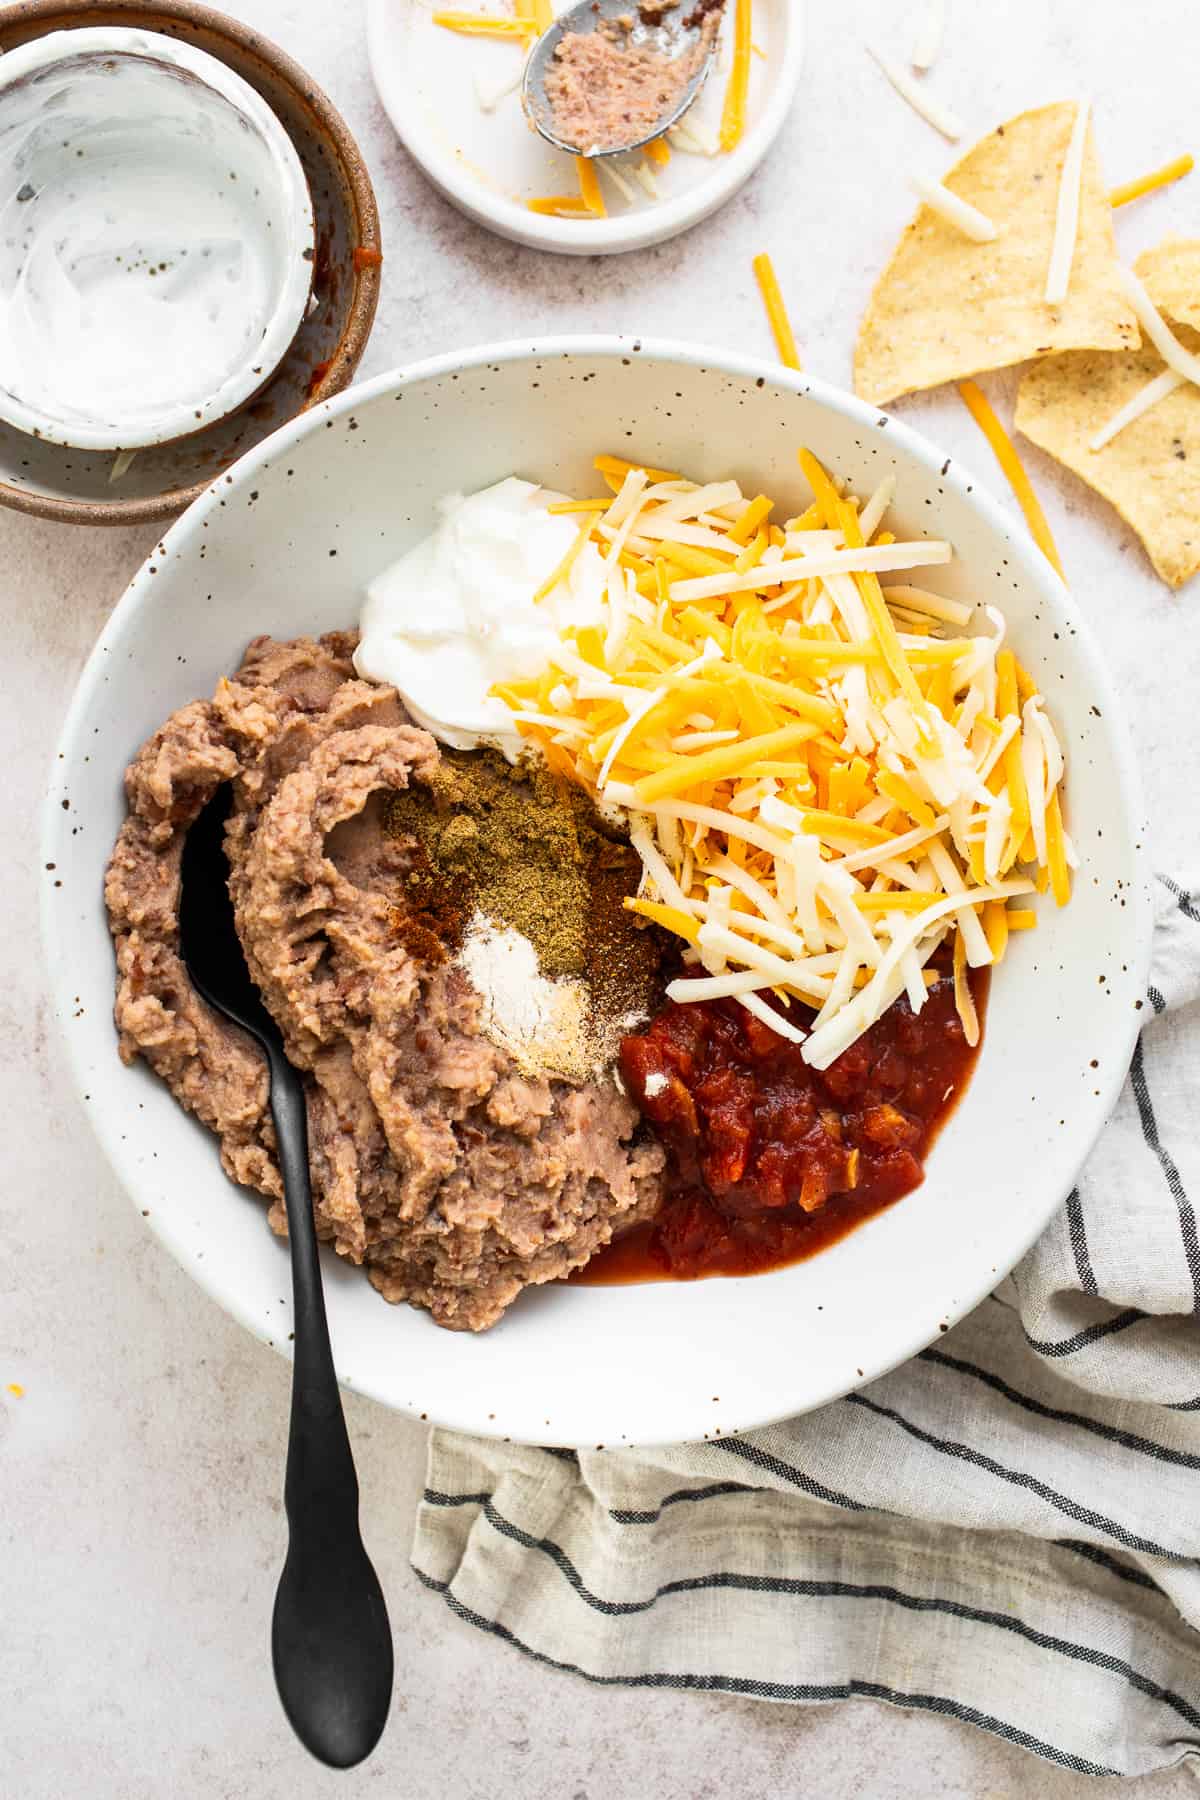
[544,5,723,155]
[105,632,664,1332]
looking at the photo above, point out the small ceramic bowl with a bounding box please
[0,0,380,525]
[366,0,804,256]
[0,26,316,452]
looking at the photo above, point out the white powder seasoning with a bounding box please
[457,910,646,1082]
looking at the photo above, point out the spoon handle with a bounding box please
[267,1049,393,1766]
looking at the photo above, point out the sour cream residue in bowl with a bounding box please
[355,477,607,755]
[0,28,315,451]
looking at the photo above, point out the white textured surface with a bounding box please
[5,0,1200,1792]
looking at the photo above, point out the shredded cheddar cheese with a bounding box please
[527,195,592,216]
[575,155,606,216]
[433,10,535,40]
[719,0,752,152]
[1110,153,1193,208]
[957,381,1066,581]
[489,447,1069,1063]
[752,253,802,370]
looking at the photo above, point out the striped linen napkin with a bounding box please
[412,872,1200,1780]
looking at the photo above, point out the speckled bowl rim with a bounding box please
[41,335,1154,1446]
[0,0,380,527]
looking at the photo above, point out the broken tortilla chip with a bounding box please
[1124,235,1200,335]
[1015,239,1200,588]
[855,102,1139,407]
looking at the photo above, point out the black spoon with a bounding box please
[180,784,393,1768]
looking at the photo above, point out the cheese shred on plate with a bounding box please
[491,448,1072,1069]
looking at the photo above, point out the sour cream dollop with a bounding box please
[355,478,607,754]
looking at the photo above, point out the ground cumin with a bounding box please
[383,747,662,1027]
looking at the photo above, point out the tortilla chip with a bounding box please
[855,102,1139,407]
[1015,240,1200,588]
[1126,235,1200,334]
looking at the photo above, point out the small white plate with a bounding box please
[42,340,1150,1449]
[365,0,805,255]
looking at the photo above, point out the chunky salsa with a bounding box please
[577,965,987,1284]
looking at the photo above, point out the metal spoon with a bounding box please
[522,0,722,158]
[180,785,393,1769]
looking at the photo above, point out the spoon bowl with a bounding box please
[522,0,722,158]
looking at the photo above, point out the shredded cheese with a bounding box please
[1115,266,1200,389]
[910,173,998,243]
[489,446,1071,1064]
[956,381,1066,580]
[575,156,606,217]
[433,10,535,39]
[865,42,963,140]
[910,0,945,70]
[1044,98,1091,307]
[527,195,592,217]
[752,252,802,370]
[1089,368,1185,453]
[1109,153,1193,208]
[719,0,753,152]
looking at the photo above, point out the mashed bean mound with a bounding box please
[105,632,663,1331]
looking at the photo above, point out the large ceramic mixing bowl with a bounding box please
[40,339,1151,1447]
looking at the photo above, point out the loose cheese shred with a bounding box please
[1115,266,1200,389]
[490,445,1068,1063]
[1109,153,1193,208]
[433,11,535,38]
[643,136,671,167]
[575,156,606,217]
[864,42,963,141]
[531,0,553,31]
[911,0,945,70]
[752,253,802,370]
[956,381,1066,581]
[527,195,592,217]
[1089,369,1184,453]
[719,0,753,152]
[952,925,980,1045]
[1044,97,1091,307]
[909,173,998,243]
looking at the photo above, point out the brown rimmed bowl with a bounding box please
[0,0,381,526]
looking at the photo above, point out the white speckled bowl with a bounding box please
[0,26,315,451]
[41,339,1151,1448]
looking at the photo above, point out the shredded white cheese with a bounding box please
[910,172,998,243]
[1044,97,1091,307]
[1115,266,1200,388]
[911,0,946,70]
[1089,369,1185,452]
[865,42,963,140]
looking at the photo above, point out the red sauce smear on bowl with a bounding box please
[576,964,987,1284]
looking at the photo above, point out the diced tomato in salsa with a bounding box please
[579,966,986,1284]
